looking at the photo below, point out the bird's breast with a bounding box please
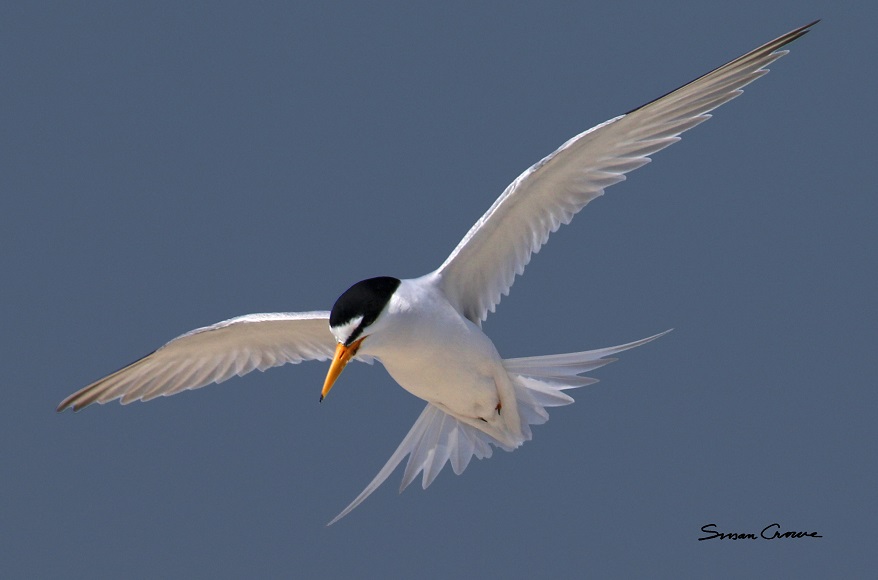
[361,281,507,423]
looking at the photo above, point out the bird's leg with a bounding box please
[476,402,503,422]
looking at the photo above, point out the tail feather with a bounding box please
[504,329,672,383]
[506,329,671,441]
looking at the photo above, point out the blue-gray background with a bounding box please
[3,2,875,577]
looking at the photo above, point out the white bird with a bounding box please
[57,22,816,524]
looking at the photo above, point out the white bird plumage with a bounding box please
[57,22,815,524]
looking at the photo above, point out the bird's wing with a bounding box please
[432,21,816,324]
[56,311,365,412]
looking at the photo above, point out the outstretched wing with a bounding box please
[56,311,366,411]
[433,22,816,324]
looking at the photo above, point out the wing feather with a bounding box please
[433,22,816,324]
[56,311,350,412]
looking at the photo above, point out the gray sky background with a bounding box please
[3,2,875,577]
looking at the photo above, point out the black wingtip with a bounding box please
[319,394,324,403]
[55,398,74,413]
[622,20,818,117]
[789,19,821,41]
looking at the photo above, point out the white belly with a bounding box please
[359,278,521,439]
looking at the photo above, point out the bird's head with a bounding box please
[320,276,401,401]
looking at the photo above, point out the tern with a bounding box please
[58,22,815,524]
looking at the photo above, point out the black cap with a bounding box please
[330,277,401,345]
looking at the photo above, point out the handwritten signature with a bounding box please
[699,523,822,541]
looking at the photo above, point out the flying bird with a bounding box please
[58,22,816,524]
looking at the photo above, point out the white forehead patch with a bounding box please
[330,315,363,344]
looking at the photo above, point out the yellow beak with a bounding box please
[320,337,366,402]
